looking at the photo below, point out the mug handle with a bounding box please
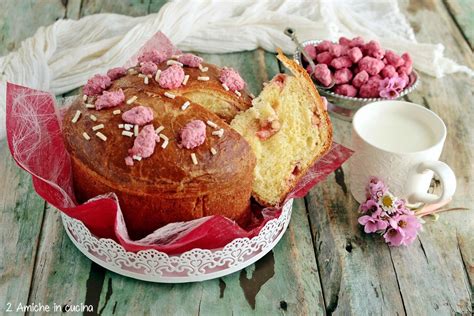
[410,161,457,204]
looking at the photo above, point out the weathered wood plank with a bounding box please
[0,141,46,313]
[305,171,407,314]
[26,205,93,313]
[397,2,473,313]
[305,0,473,314]
[443,0,474,49]
[0,0,66,56]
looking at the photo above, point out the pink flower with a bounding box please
[384,227,405,246]
[360,199,380,214]
[379,76,408,99]
[387,214,422,246]
[367,177,387,199]
[358,214,387,233]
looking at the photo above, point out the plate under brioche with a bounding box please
[63,61,256,240]
[231,50,333,206]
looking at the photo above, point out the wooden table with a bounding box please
[1,1,472,315]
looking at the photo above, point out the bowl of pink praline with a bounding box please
[293,37,419,121]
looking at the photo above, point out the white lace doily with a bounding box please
[61,199,293,283]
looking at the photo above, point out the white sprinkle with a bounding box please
[171,54,180,59]
[191,153,198,165]
[134,125,139,136]
[118,124,124,128]
[198,76,210,81]
[167,60,183,67]
[113,109,121,115]
[234,90,241,97]
[155,126,165,134]
[124,124,134,131]
[128,68,138,75]
[127,96,138,105]
[71,110,81,123]
[138,73,146,78]
[85,103,95,109]
[250,93,255,99]
[164,92,176,99]
[154,69,162,82]
[82,132,91,140]
[82,95,88,102]
[222,83,229,91]
[201,67,208,72]
[92,124,104,131]
[133,155,142,161]
[144,76,149,85]
[160,134,169,149]
[206,120,218,129]
[212,129,224,138]
[210,147,218,155]
[89,114,97,121]
[198,64,204,71]
[96,132,107,141]
[182,75,190,86]
[122,131,134,137]
[181,101,191,111]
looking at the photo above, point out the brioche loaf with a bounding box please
[231,50,333,206]
[63,55,256,239]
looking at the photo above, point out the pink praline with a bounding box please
[140,61,158,76]
[159,65,185,89]
[83,74,112,96]
[178,53,203,68]
[107,67,127,81]
[179,120,207,149]
[138,49,167,64]
[219,67,245,91]
[95,89,125,110]
[122,106,154,126]
[128,124,157,159]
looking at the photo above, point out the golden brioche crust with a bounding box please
[63,62,256,239]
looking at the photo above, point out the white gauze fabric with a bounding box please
[1,0,473,140]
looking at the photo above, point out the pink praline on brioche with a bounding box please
[122,106,154,126]
[140,61,158,76]
[178,53,203,68]
[179,120,207,149]
[95,89,125,110]
[159,65,185,89]
[128,124,157,159]
[138,49,167,64]
[219,67,245,91]
[83,74,112,96]
[107,67,127,81]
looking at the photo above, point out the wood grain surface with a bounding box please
[0,0,472,315]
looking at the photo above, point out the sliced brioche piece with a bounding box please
[231,49,332,206]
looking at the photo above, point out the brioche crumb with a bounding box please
[231,75,327,205]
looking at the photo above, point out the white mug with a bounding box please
[349,100,456,204]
